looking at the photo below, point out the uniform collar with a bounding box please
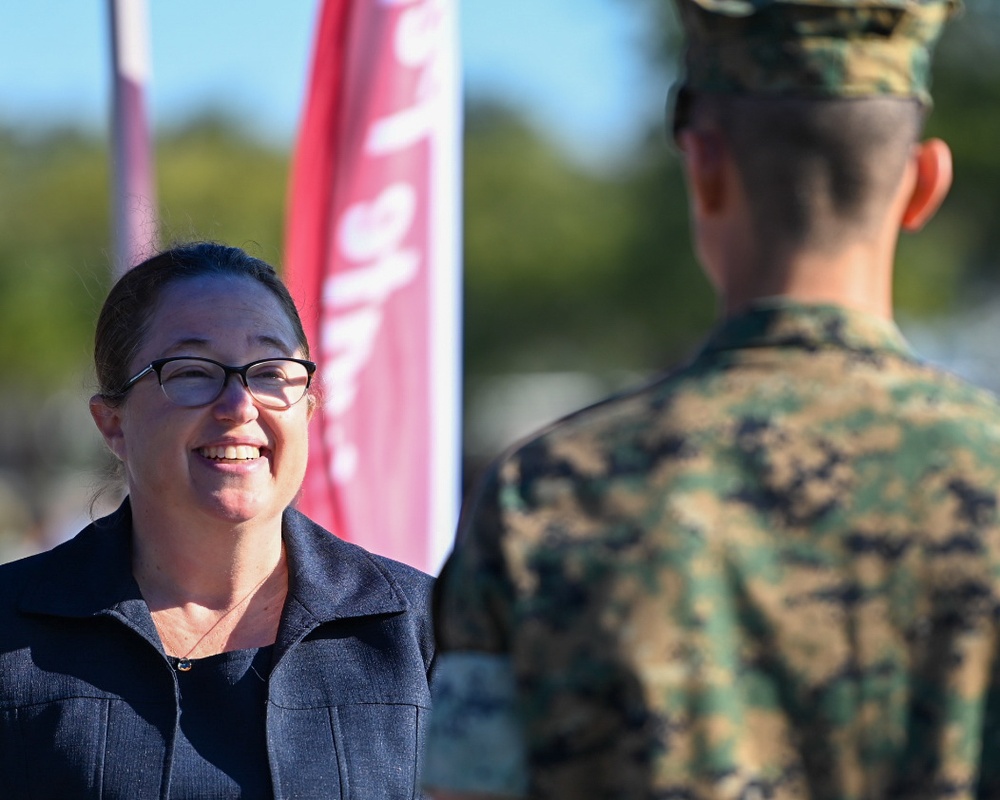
[700,299,915,361]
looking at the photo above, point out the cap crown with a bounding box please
[675,0,960,103]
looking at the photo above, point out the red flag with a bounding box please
[108,0,157,276]
[285,0,462,573]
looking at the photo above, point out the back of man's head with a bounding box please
[670,0,960,253]
[690,94,924,252]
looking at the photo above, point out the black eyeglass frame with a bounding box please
[117,356,318,409]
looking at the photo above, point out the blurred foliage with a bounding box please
[912,7,1000,298]
[0,0,997,401]
[0,115,290,394]
[462,102,712,379]
[0,127,111,389]
[0,0,999,554]
[156,114,289,265]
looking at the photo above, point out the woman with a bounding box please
[0,243,435,799]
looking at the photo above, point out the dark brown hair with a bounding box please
[94,242,309,405]
[687,94,926,253]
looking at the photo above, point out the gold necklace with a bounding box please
[158,569,274,672]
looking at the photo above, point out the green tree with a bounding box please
[903,6,1000,311]
[0,126,111,389]
[0,115,291,393]
[156,114,289,265]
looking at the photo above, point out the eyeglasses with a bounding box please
[119,356,317,409]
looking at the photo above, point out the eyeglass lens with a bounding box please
[158,359,311,408]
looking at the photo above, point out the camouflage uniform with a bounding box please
[426,301,1000,798]
[424,2,1000,799]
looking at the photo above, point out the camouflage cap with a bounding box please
[671,0,961,131]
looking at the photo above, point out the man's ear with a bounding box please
[677,127,729,218]
[901,138,953,233]
[89,395,127,462]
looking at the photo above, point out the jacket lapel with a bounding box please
[274,508,410,661]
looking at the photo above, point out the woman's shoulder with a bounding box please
[281,508,437,671]
[0,507,132,622]
[362,548,436,604]
[0,534,90,629]
[282,507,435,605]
[0,547,52,603]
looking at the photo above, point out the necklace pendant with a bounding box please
[176,658,193,672]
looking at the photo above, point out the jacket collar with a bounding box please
[17,499,145,619]
[276,507,410,654]
[700,299,915,361]
[18,499,410,636]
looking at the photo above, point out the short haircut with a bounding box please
[688,94,927,253]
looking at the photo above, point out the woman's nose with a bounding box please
[212,373,260,421]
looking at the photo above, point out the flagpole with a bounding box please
[108,0,157,277]
[427,0,463,573]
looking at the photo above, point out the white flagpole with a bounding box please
[428,0,463,573]
[108,0,157,277]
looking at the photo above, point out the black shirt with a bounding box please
[168,646,274,799]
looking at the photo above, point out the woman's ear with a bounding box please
[89,395,127,462]
[901,138,953,233]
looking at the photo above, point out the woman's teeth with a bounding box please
[199,445,261,461]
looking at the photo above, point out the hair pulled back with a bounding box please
[94,242,309,405]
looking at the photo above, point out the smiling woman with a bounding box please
[0,242,436,799]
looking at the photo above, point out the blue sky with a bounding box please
[0,0,668,166]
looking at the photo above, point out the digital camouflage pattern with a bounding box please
[670,0,961,132]
[430,301,1000,800]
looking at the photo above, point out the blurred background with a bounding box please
[1,0,999,562]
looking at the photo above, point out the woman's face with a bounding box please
[91,274,312,527]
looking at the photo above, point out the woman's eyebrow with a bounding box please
[250,334,296,355]
[159,335,295,357]
[161,336,211,355]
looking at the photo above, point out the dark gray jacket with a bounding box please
[0,499,435,799]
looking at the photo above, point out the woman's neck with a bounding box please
[129,500,286,611]
[132,510,290,659]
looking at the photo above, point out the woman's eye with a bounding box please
[163,364,216,382]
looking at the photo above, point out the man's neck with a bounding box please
[716,240,896,321]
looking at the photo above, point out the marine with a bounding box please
[423,1,1000,798]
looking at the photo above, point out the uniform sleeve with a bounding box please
[422,466,530,798]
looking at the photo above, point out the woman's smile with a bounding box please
[197,444,265,461]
